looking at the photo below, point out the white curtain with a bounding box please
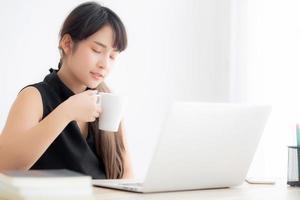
[230,0,300,179]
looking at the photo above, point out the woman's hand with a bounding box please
[62,90,102,122]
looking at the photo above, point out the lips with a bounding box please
[90,71,104,80]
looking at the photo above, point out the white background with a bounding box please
[231,0,300,180]
[1,0,298,180]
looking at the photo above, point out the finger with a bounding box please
[89,116,96,122]
[95,112,100,118]
[96,107,102,113]
[86,90,98,96]
[91,95,98,103]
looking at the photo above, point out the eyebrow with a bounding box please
[94,41,118,52]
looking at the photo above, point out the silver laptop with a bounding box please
[93,102,271,193]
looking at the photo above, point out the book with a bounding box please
[0,169,95,200]
[0,169,92,188]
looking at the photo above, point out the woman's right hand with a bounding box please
[61,90,102,122]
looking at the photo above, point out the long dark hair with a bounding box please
[58,1,127,179]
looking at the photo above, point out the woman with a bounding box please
[0,1,133,179]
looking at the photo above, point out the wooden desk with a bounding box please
[93,181,300,200]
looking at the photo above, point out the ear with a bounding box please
[59,34,74,55]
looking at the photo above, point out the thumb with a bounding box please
[85,89,98,96]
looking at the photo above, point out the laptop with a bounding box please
[93,102,271,193]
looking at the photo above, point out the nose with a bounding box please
[97,55,109,70]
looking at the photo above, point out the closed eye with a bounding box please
[92,48,101,54]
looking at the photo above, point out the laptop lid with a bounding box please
[140,102,271,192]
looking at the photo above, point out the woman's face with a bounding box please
[65,25,119,89]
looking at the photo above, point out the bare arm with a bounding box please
[0,87,72,170]
[0,86,105,172]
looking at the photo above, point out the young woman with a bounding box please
[0,1,133,179]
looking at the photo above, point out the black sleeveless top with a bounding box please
[26,68,106,179]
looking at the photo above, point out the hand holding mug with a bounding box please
[63,90,102,122]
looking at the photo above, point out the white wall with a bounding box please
[230,0,300,179]
[0,0,231,178]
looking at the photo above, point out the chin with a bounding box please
[86,80,103,89]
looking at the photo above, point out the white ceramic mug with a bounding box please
[95,92,126,132]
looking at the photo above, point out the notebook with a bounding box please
[0,169,94,200]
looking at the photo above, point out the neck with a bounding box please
[57,64,87,94]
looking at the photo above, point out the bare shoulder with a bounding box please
[17,86,43,111]
[1,86,43,135]
[17,86,42,102]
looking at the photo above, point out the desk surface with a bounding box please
[92,180,300,200]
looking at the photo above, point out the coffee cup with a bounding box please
[95,92,126,132]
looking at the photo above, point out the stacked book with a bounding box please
[0,169,95,200]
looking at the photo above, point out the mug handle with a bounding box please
[95,93,102,105]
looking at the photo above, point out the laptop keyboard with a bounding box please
[119,182,143,187]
